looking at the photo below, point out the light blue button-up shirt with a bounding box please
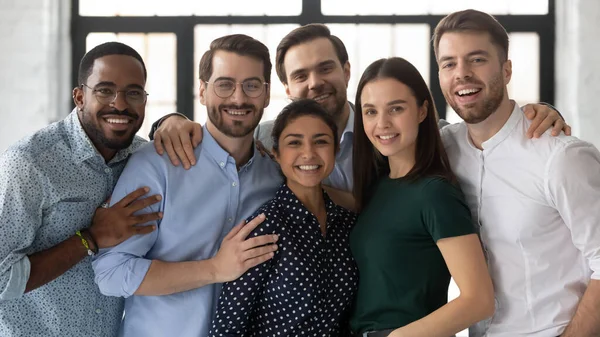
[92,126,283,337]
[0,109,144,337]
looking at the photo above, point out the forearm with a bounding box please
[561,279,600,337]
[134,258,218,296]
[389,294,494,337]
[323,185,356,212]
[25,234,90,293]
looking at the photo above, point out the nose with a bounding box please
[230,83,247,103]
[375,111,392,129]
[110,91,129,111]
[301,142,316,159]
[455,60,473,81]
[307,72,325,91]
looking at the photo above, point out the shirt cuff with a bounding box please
[0,256,30,301]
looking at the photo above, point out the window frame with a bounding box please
[71,0,555,120]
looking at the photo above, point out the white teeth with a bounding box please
[106,118,129,124]
[298,165,319,171]
[379,134,397,140]
[226,110,248,116]
[313,94,330,102]
[457,88,480,96]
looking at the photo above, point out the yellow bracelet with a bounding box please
[75,230,94,256]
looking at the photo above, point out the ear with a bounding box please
[418,100,429,123]
[264,83,271,108]
[199,81,207,106]
[503,59,512,86]
[73,86,84,111]
[284,83,291,98]
[343,61,351,87]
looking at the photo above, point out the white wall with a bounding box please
[0,0,71,153]
[555,0,600,148]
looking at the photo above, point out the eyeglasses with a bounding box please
[206,79,268,99]
[81,83,149,107]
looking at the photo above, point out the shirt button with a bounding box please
[232,182,237,187]
[95,308,102,314]
[104,168,111,173]
[228,217,233,222]
[219,162,225,168]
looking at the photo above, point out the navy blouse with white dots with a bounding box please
[209,184,358,336]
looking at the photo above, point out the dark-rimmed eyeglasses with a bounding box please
[205,79,268,99]
[81,83,149,107]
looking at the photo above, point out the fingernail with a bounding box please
[156,195,162,201]
[159,212,163,218]
[259,213,265,219]
[144,187,150,192]
[273,234,279,241]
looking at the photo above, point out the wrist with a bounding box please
[206,258,222,284]
[81,229,99,254]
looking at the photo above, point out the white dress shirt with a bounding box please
[441,102,600,337]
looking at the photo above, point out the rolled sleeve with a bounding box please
[0,151,44,301]
[546,140,600,279]
[92,144,165,297]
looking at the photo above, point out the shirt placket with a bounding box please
[222,158,241,240]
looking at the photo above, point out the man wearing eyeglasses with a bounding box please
[92,34,282,337]
[0,42,163,336]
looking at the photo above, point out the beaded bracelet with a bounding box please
[75,230,95,256]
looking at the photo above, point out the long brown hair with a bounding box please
[352,57,457,211]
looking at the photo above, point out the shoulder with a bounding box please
[545,136,600,178]
[419,176,466,204]
[440,121,467,149]
[254,119,275,150]
[246,197,283,238]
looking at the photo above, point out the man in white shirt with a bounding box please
[435,9,600,337]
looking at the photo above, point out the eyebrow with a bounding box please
[288,59,337,79]
[93,82,144,90]
[439,49,491,63]
[213,76,263,82]
[362,99,408,108]
[283,133,333,139]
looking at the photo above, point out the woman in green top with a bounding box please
[349,57,494,337]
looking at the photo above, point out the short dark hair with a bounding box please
[199,34,271,83]
[271,98,339,154]
[353,57,457,211]
[78,42,147,85]
[275,24,349,84]
[433,9,509,62]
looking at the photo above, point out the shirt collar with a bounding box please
[201,124,259,171]
[481,100,522,151]
[65,108,143,165]
[277,184,339,226]
[339,102,355,144]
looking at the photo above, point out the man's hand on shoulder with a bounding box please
[153,114,203,170]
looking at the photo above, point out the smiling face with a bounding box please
[360,77,427,161]
[73,54,146,155]
[275,115,336,190]
[200,50,270,138]
[437,31,511,124]
[283,38,350,121]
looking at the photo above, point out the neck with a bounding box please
[467,96,514,150]
[288,181,325,220]
[387,144,417,179]
[335,101,351,141]
[206,121,254,169]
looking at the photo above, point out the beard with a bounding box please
[207,103,263,138]
[311,85,347,119]
[79,107,140,150]
[447,71,504,125]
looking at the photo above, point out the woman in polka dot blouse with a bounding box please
[209,99,358,337]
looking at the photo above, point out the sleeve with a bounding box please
[254,120,275,151]
[0,151,43,300]
[421,178,475,242]
[92,146,165,297]
[209,211,278,337]
[546,140,600,279]
[147,112,189,140]
[438,119,451,129]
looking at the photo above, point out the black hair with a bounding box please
[77,41,147,85]
[271,98,339,154]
